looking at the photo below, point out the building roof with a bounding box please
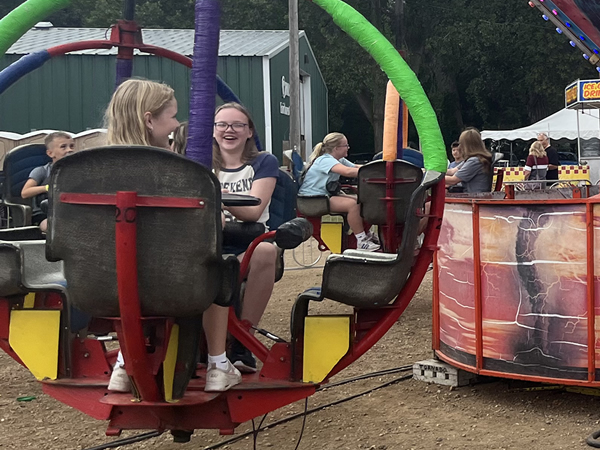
[6,27,306,57]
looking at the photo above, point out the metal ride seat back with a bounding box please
[2,143,52,227]
[46,146,237,318]
[296,190,353,258]
[0,226,59,298]
[291,161,443,381]
[297,161,441,309]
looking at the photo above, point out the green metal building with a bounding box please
[0,27,328,162]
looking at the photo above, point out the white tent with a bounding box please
[481,108,600,141]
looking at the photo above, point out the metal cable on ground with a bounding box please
[82,431,162,450]
[293,397,309,450]
[81,366,413,450]
[317,365,412,391]
[587,429,600,448]
[203,372,412,450]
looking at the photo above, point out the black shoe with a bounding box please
[229,340,257,374]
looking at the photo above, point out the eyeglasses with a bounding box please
[214,122,248,132]
[337,144,350,149]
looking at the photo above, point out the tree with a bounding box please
[35,0,600,152]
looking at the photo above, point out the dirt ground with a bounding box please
[2,261,600,449]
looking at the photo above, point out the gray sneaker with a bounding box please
[358,239,380,252]
[205,361,242,392]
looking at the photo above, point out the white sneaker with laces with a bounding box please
[358,239,380,252]
[107,365,131,392]
[205,361,242,392]
[367,232,380,246]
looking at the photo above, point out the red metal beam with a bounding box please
[587,202,596,381]
[472,203,483,371]
[115,192,161,402]
[60,193,205,209]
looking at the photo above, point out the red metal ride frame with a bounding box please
[114,192,162,402]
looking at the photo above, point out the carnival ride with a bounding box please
[0,0,448,444]
[3,0,600,446]
[432,0,600,392]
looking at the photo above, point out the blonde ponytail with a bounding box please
[308,142,326,164]
[307,132,346,164]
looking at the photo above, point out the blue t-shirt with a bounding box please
[298,154,355,196]
[217,152,279,225]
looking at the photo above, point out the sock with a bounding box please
[208,352,229,371]
[115,350,125,369]
[356,231,367,241]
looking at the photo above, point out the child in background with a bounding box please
[21,132,75,231]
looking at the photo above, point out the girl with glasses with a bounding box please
[212,102,280,374]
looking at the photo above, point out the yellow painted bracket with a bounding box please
[9,310,60,380]
[321,223,342,254]
[163,324,179,403]
[303,316,350,383]
[23,293,35,309]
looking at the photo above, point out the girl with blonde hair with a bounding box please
[445,128,492,193]
[105,78,242,393]
[299,132,379,251]
[523,141,548,189]
[105,78,177,149]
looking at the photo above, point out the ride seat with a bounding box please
[267,169,298,230]
[2,144,52,227]
[266,168,298,282]
[358,159,424,225]
[46,146,238,318]
[0,227,63,297]
[296,195,331,217]
[292,167,443,318]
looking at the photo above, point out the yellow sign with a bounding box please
[566,84,578,106]
[582,82,600,100]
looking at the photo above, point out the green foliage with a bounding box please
[26,0,600,150]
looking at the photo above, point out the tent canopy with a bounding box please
[481,108,600,141]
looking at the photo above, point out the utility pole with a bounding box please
[289,0,302,158]
[395,0,404,50]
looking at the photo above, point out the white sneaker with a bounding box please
[367,232,380,246]
[357,239,380,252]
[107,365,131,392]
[205,361,242,392]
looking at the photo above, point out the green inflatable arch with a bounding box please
[0,0,447,172]
[0,0,71,57]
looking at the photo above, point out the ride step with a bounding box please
[412,359,477,387]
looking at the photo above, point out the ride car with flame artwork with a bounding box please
[436,202,597,380]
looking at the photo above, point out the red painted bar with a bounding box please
[587,202,595,382]
[115,192,161,402]
[472,204,483,371]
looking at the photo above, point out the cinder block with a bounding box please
[413,359,477,387]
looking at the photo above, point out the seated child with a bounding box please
[21,132,75,231]
[104,78,241,393]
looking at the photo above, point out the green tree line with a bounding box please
[6,0,597,153]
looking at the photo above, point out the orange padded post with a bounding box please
[382,81,400,162]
